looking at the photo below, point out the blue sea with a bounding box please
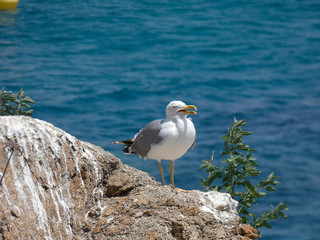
[1,0,320,239]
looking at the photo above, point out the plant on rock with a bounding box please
[200,117,288,238]
[0,88,35,116]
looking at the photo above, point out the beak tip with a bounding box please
[177,104,197,114]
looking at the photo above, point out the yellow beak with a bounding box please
[178,105,197,115]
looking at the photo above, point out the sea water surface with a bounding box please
[1,0,320,239]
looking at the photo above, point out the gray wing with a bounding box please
[131,119,164,158]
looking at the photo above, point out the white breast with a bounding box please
[146,117,196,161]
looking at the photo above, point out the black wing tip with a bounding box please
[112,139,134,145]
[113,139,136,154]
[122,146,131,153]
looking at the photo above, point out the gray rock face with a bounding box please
[0,116,256,240]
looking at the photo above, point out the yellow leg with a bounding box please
[170,160,174,188]
[170,161,188,192]
[158,161,165,185]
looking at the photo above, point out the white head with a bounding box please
[165,100,197,119]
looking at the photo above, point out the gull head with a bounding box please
[166,100,197,119]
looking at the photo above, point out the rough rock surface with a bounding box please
[0,116,256,240]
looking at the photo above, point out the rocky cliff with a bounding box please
[0,116,257,240]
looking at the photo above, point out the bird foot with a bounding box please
[175,188,188,193]
[170,185,188,193]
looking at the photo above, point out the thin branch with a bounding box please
[0,149,14,186]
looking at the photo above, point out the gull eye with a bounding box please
[172,106,177,108]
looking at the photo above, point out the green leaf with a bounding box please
[263,221,272,229]
[213,171,223,179]
[24,96,36,103]
[242,201,251,209]
[241,216,250,224]
[278,203,288,211]
[243,131,253,135]
[21,102,31,108]
[213,186,222,192]
[225,186,232,193]
[265,186,276,192]
[272,180,281,186]
[278,211,288,218]
[248,168,261,176]
[24,109,34,116]
[239,208,251,216]
[18,88,24,99]
[233,118,246,128]
[268,172,275,179]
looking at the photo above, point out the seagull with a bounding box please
[113,100,197,188]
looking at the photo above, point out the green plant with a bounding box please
[0,88,35,116]
[200,117,288,237]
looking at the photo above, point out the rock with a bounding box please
[239,224,259,240]
[0,116,256,239]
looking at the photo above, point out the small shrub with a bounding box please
[0,88,35,116]
[200,117,288,237]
